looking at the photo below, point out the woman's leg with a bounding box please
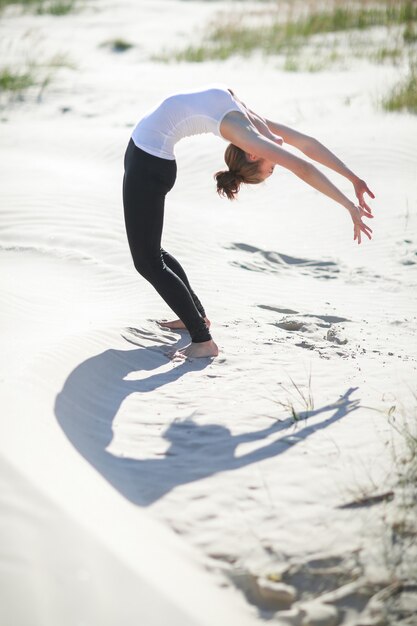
[160,248,208,320]
[157,253,211,330]
[123,142,212,345]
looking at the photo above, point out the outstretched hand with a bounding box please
[348,204,373,244]
[353,178,375,214]
[349,178,375,244]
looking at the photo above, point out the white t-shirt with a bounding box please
[131,85,246,160]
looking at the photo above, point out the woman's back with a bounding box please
[131,85,245,160]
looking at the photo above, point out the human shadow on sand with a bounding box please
[55,343,360,506]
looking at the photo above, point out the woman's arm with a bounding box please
[244,110,284,145]
[233,91,374,206]
[220,112,373,244]
[230,92,284,145]
[264,118,375,212]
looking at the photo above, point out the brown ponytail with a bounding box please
[214,143,263,200]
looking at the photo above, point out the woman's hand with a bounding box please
[347,203,373,244]
[272,134,283,146]
[353,177,375,214]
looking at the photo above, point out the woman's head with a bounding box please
[214,143,274,200]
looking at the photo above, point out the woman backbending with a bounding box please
[123,84,374,359]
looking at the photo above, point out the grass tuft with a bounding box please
[403,21,417,43]
[0,54,74,105]
[382,399,417,624]
[167,1,417,64]
[37,1,77,16]
[100,38,134,53]
[0,67,34,92]
[276,371,315,422]
[0,0,77,15]
[0,0,38,7]
[383,66,417,113]
[156,1,417,115]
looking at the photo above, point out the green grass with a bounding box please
[0,0,38,7]
[0,67,34,92]
[100,38,134,53]
[383,66,417,112]
[372,46,404,64]
[166,1,417,63]
[403,20,417,42]
[155,0,417,115]
[276,371,315,422]
[0,55,73,103]
[382,400,417,624]
[0,0,77,15]
[37,1,77,16]
[388,399,417,487]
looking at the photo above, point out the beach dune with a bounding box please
[0,1,416,624]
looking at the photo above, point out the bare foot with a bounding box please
[170,339,219,360]
[158,317,211,331]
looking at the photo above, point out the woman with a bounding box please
[123,84,374,359]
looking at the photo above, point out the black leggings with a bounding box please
[123,139,211,343]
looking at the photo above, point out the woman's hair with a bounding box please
[214,143,264,200]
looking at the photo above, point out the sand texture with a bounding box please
[1,1,416,625]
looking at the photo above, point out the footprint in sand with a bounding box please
[326,327,348,345]
[227,552,381,625]
[258,305,350,357]
[121,324,178,348]
[277,319,306,332]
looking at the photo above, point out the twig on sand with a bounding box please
[338,490,395,509]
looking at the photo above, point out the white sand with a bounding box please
[1,1,416,624]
